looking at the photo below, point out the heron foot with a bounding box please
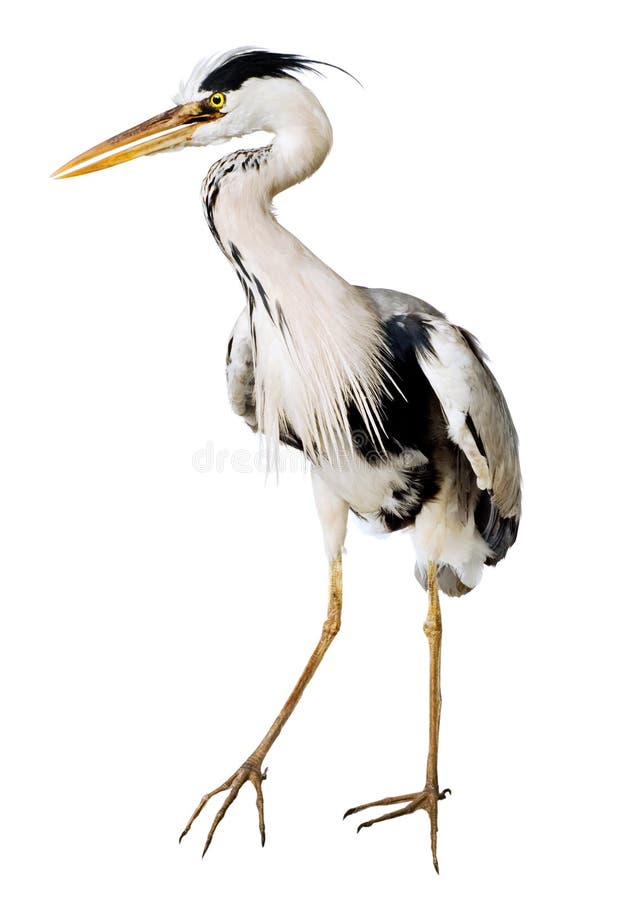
[179,757,268,856]
[344,783,451,873]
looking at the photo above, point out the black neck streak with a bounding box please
[202,149,296,358]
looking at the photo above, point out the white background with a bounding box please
[2,1,618,897]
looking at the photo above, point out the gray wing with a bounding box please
[359,286,521,561]
[413,314,521,519]
[226,308,257,430]
[451,325,522,562]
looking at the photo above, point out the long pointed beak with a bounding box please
[52,101,221,179]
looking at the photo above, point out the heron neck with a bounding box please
[267,117,333,196]
[203,116,387,463]
[204,114,339,293]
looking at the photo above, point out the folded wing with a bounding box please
[415,317,521,563]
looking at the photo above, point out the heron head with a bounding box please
[52,48,349,179]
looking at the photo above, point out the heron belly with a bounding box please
[316,451,437,532]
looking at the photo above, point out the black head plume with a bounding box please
[198,48,360,94]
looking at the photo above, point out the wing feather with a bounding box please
[414,318,521,517]
[226,308,257,429]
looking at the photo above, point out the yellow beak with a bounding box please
[52,101,222,179]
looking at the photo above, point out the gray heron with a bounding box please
[53,47,521,873]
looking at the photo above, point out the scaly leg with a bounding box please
[180,554,343,855]
[344,559,450,873]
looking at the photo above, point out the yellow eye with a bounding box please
[209,92,226,109]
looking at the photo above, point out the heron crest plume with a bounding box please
[174,46,358,103]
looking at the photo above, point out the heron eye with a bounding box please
[209,92,226,109]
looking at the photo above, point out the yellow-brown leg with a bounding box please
[344,560,450,873]
[179,554,343,855]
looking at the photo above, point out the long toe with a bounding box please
[344,792,424,820]
[356,794,427,832]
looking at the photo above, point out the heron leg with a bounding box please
[179,553,343,855]
[344,559,450,873]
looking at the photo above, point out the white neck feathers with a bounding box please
[204,82,390,463]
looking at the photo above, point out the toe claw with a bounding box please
[201,833,212,858]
